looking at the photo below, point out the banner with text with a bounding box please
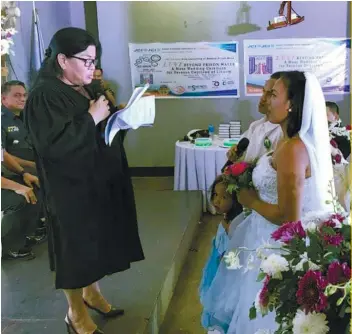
[129,42,240,98]
[243,38,351,96]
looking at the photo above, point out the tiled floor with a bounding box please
[132,176,175,191]
[160,212,220,334]
[1,176,219,334]
[133,176,220,333]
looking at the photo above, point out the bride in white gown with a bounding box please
[201,71,334,334]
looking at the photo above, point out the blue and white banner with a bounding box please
[243,38,351,96]
[129,42,240,98]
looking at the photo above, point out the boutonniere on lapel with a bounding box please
[264,136,272,151]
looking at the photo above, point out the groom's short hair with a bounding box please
[271,72,284,80]
[325,101,339,115]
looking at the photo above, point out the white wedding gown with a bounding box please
[202,153,320,334]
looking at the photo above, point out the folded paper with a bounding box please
[105,84,155,146]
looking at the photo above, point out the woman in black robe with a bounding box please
[23,27,144,334]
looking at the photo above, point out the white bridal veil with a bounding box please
[299,72,335,212]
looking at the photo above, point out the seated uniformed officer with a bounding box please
[1,81,36,168]
[1,148,44,260]
[1,80,47,236]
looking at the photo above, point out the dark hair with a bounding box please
[95,67,103,74]
[210,175,242,221]
[325,101,339,115]
[1,80,26,94]
[270,71,284,80]
[279,71,306,138]
[38,27,101,79]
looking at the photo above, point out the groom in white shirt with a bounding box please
[223,73,284,239]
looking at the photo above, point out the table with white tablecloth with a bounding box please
[174,138,229,213]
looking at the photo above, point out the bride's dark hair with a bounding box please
[279,71,306,138]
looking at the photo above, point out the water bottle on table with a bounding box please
[208,124,215,140]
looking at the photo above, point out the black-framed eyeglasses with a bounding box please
[70,56,98,68]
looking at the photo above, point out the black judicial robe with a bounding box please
[23,77,144,289]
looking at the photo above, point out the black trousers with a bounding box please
[1,176,40,253]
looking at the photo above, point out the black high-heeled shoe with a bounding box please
[83,300,125,318]
[65,314,104,334]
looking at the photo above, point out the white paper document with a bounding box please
[104,84,155,146]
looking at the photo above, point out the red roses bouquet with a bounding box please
[223,160,257,194]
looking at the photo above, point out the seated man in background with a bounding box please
[1,81,36,171]
[326,101,341,123]
[326,101,351,160]
[1,80,47,236]
[1,149,45,260]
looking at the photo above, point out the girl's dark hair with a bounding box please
[279,71,306,138]
[37,27,101,80]
[210,175,243,221]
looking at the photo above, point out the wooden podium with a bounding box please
[267,1,304,31]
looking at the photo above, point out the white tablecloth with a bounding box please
[174,139,228,212]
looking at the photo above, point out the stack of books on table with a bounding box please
[229,121,241,140]
[218,123,230,139]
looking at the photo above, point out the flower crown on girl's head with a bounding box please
[209,174,244,221]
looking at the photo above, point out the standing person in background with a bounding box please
[326,101,350,211]
[24,27,144,334]
[93,67,117,107]
[326,101,351,160]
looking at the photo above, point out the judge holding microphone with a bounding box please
[24,27,144,334]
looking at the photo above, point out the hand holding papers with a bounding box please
[104,84,155,146]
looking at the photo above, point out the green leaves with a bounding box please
[264,136,272,150]
[257,272,266,282]
[341,225,351,242]
[249,305,257,320]
[306,232,323,262]
[227,184,236,194]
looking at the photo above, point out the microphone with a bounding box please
[235,137,250,158]
[221,137,250,173]
[90,80,117,113]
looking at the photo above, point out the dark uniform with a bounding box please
[1,148,39,255]
[1,106,35,162]
[1,106,42,256]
